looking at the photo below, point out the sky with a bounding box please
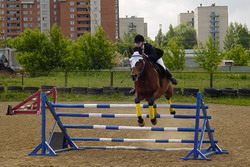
[119,0,250,39]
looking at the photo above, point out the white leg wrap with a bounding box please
[156,58,166,70]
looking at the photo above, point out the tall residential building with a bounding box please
[178,4,228,49]
[119,16,147,40]
[0,0,119,41]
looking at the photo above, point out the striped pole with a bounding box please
[56,113,212,119]
[52,104,209,109]
[71,138,218,143]
[63,124,214,132]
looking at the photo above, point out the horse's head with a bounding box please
[129,51,145,81]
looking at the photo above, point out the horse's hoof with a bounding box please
[170,111,176,115]
[138,118,145,127]
[138,121,145,127]
[151,118,157,125]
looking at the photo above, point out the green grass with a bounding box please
[1,71,249,90]
[1,91,249,106]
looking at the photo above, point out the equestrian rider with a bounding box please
[132,34,178,85]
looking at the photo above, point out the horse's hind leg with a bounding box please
[148,97,157,125]
[165,85,176,115]
[166,97,176,115]
[135,96,144,127]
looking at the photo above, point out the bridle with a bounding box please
[130,54,146,81]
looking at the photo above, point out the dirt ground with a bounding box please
[0,101,250,167]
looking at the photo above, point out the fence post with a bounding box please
[110,71,113,86]
[65,71,68,87]
[210,72,213,88]
[21,72,24,86]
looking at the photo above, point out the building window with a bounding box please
[70,27,74,31]
[54,11,56,15]
[70,14,74,18]
[37,17,40,21]
[23,17,28,21]
[43,23,47,28]
[23,5,27,8]
[70,21,74,25]
[70,8,74,12]
[30,11,32,15]
[70,34,74,38]
[24,23,28,27]
[70,2,74,6]
[23,11,27,15]
[42,10,48,15]
[42,4,47,9]
[54,5,56,8]
[30,17,33,21]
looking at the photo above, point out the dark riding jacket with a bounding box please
[133,43,163,62]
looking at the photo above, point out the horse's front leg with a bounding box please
[135,96,144,127]
[148,96,157,125]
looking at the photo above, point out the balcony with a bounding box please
[21,0,35,4]
[76,11,89,15]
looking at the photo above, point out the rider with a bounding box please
[132,34,178,85]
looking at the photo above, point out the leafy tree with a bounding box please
[224,22,250,50]
[49,24,71,70]
[163,24,197,49]
[162,36,185,70]
[11,28,52,71]
[155,28,164,47]
[75,26,115,70]
[194,37,223,72]
[223,44,250,66]
[11,25,71,71]
[115,42,133,57]
[122,31,137,44]
[163,24,175,46]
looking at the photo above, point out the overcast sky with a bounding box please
[119,0,250,39]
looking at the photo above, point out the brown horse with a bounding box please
[130,52,175,127]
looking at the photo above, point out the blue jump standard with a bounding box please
[28,92,228,161]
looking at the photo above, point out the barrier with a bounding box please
[6,88,57,115]
[29,92,228,160]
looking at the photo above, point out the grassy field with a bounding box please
[0,71,250,90]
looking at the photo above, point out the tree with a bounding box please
[194,37,223,72]
[122,31,137,44]
[155,28,164,47]
[162,36,185,70]
[224,22,250,50]
[223,44,249,66]
[11,28,52,71]
[11,25,71,72]
[75,26,115,70]
[163,24,197,49]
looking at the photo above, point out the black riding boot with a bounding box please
[165,68,178,85]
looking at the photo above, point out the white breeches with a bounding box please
[156,58,166,70]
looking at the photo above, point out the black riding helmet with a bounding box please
[134,34,145,43]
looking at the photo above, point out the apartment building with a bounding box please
[0,0,119,41]
[178,4,228,49]
[119,16,148,40]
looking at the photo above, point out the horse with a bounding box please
[129,51,175,127]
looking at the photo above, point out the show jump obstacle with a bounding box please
[6,88,57,115]
[29,92,228,160]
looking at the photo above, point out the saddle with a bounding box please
[151,62,166,87]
